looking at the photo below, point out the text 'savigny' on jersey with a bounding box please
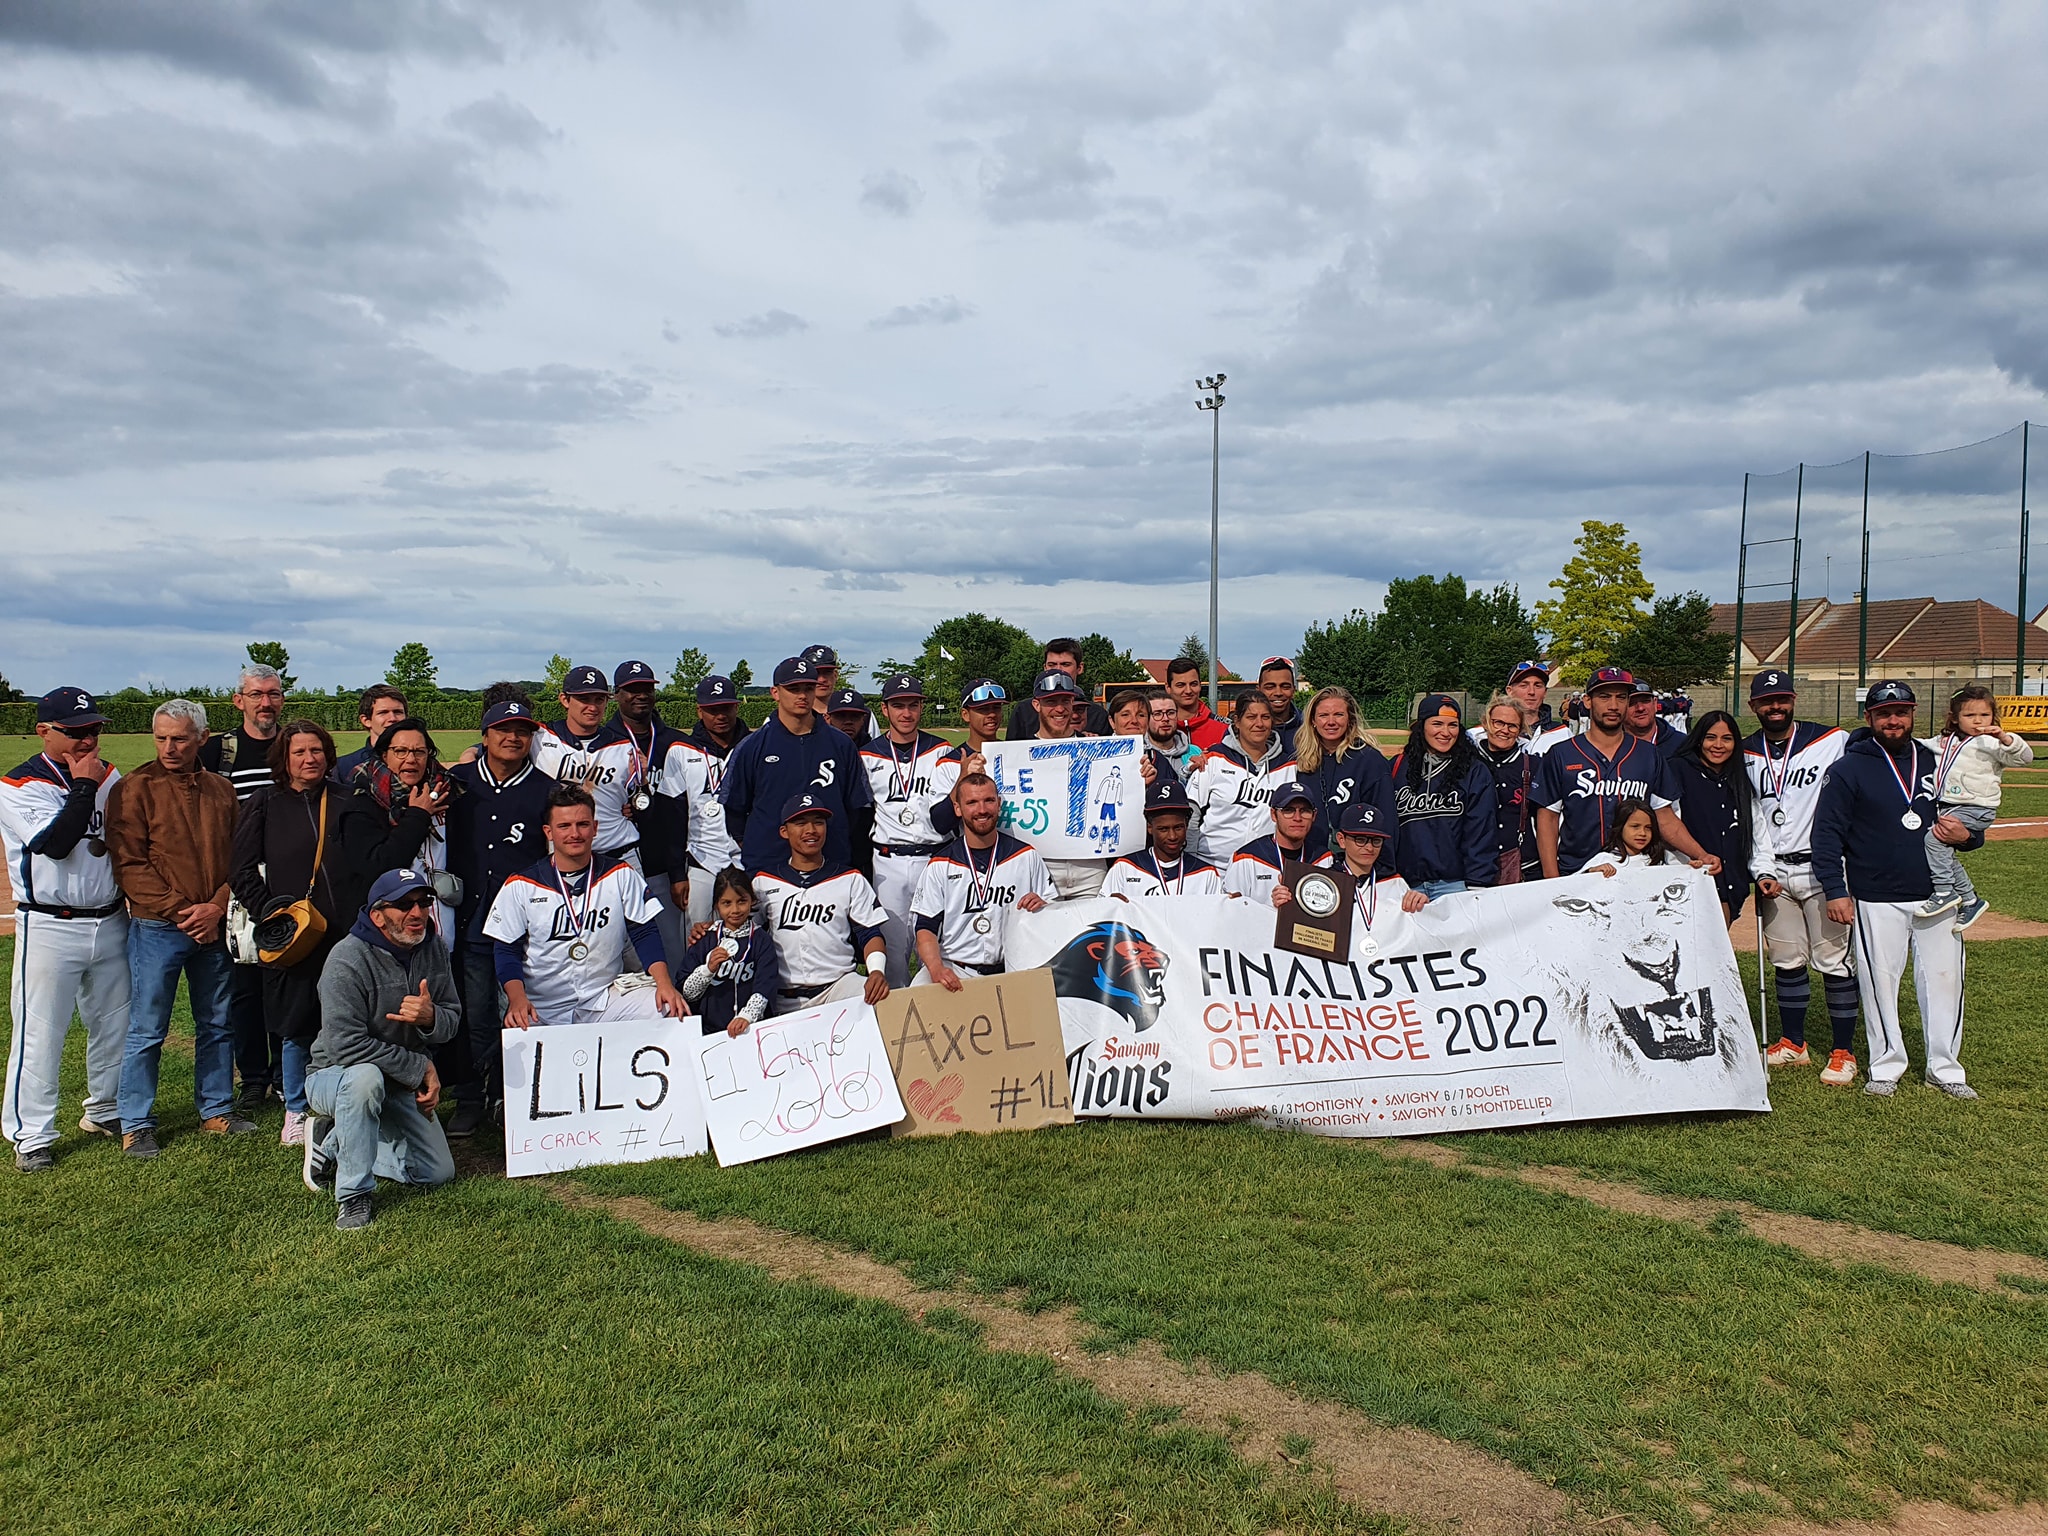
[1534,733,1680,875]
[484,857,661,1025]
[751,860,888,988]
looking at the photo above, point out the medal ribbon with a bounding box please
[1157,854,1184,895]
[1355,871,1378,930]
[1935,733,1968,802]
[1765,731,1796,806]
[889,738,918,803]
[1877,740,1920,813]
[621,722,651,794]
[553,863,594,947]
[965,839,997,916]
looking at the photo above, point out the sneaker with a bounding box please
[1955,898,1990,932]
[335,1193,373,1231]
[1929,1079,1980,1100]
[1864,1078,1898,1097]
[200,1113,260,1136]
[1916,893,1960,919]
[279,1110,307,1147]
[302,1114,335,1193]
[446,1098,486,1139]
[15,1146,54,1173]
[123,1128,161,1160]
[235,1084,271,1116]
[78,1113,122,1138]
[1819,1049,1860,1087]
[1764,1039,1811,1068]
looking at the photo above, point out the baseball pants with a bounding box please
[770,970,866,1017]
[5,910,130,1154]
[1759,868,1852,975]
[910,962,990,986]
[871,852,931,989]
[1851,900,1967,1087]
[1042,857,1107,901]
[684,859,718,928]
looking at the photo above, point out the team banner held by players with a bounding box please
[696,998,908,1167]
[981,736,1147,860]
[501,1016,708,1177]
[1005,866,1769,1136]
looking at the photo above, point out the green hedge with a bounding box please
[0,698,784,736]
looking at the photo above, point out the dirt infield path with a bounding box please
[1728,907,2048,948]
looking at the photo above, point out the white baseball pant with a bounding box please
[870,852,931,989]
[1759,867,1852,975]
[684,859,719,928]
[1851,900,1967,1087]
[5,911,131,1153]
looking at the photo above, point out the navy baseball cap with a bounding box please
[878,673,923,701]
[1034,671,1081,699]
[37,687,107,727]
[800,644,838,668]
[481,700,538,730]
[1417,693,1461,721]
[826,687,866,713]
[1337,803,1388,838]
[695,675,737,704]
[1585,666,1635,694]
[1272,782,1317,811]
[562,665,609,696]
[613,660,656,688]
[779,792,833,824]
[1144,776,1191,815]
[1865,679,1916,708]
[367,867,433,909]
[1750,669,1795,701]
[772,656,818,686]
[960,678,1007,707]
[1507,659,1549,685]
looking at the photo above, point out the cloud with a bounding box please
[859,169,922,217]
[715,308,810,339]
[447,95,560,151]
[897,5,945,61]
[868,295,973,329]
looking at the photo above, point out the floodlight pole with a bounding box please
[1857,451,1871,692]
[2019,421,2032,697]
[1732,473,1748,715]
[1196,374,1227,710]
[1786,463,1804,683]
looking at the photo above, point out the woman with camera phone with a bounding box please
[348,719,461,946]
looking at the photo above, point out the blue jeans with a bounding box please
[304,1063,456,1202]
[1418,879,1468,899]
[118,919,237,1129]
[281,1037,311,1115]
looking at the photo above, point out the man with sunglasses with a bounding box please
[200,661,286,1109]
[1,688,129,1173]
[720,655,873,876]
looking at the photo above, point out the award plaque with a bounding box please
[1275,860,1357,961]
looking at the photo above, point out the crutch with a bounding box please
[1753,898,1770,1049]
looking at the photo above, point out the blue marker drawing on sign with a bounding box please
[1026,737,1132,836]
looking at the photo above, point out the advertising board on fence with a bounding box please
[695,998,907,1166]
[501,1016,708,1176]
[876,971,1074,1136]
[981,736,1147,860]
[1005,866,1769,1136]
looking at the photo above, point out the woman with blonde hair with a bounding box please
[1291,685,1397,856]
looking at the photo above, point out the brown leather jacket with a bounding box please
[104,757,241,923]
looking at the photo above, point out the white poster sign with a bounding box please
[501,1016,708,1177]
[695,998,908,1166]
[1005,867,1768,1136]
[982,735,1147,859]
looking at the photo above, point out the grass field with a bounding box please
[5,922,2047,1534]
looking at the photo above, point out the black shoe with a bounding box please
[335,1193,372,1230]
[236,1085,272,1116]
[14,1146,54,1173]
[446,1098,486,1139]
[124,1128,161,1160]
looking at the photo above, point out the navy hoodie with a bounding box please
[1295,743,1398,858]
[1389,749,1499,887]
[1810,727,1953,903]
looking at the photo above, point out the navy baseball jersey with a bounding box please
[1534,732,1680,874]
[720,716,873,873]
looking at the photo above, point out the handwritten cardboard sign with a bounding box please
[695,999,907,1167]
[981,736,1146,859]
[878,969,1074,1137]
[501,1016,708,1177]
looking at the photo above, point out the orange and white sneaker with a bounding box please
[1764,1039,1811,1068]
[1819,1049,1860,1086]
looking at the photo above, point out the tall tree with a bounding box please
[1535,520,1654,684]
[245,641,297,692]
[1077,633,1145,688]
[542,654,572,698]
[669,648,713,696]
[1297,609,1379,700]
[1298,575,1537,701]
[0,670,21,704]
[385,642,438,697]
[868,658,918,686]
[1176,634,1211,676]
[730,658,754,689]
[914,613,1041,709]
[1610,592,1733,690]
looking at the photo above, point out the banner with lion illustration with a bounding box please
[1003,866,1769,1136]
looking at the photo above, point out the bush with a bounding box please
[0,698,782,736]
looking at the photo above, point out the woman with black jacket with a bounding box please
[1669,709,1760,923]
[1388,694,1498,894]
[1475,693,1538,883]
[1291,685,1398,857]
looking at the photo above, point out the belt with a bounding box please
[778,982,832,1000]
[875,844,946,858]
[1777,852,1812,865]
[18,901,124,920]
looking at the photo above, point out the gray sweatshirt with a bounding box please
[310,917,462,1088]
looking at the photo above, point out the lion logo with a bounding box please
[1048,921,1170,1032]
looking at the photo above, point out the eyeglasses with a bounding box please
[386,747,431,760]
[382,895,437,913]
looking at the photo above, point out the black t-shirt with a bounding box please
[199,726,279,802]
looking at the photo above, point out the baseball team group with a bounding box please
[3,636,2028,1228]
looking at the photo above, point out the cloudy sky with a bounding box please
[4,0,2045,693]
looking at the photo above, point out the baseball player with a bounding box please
[751,795,890,1013]
[911,772,1052,987]
[1742,668,1859,1083]
[1104,776,1225,898]
[1226,782,1334,904]
[720,656,873,876]
[1271,803,1431,932]
[826,685,878,748]
[859,673,961,987]
[1470,660,1571,754]
[485,786,686,1029]
[658,674,749,928]
[1812,681,1981,1098]
[1258,657,1305,756]
[1534,667,1719,878]
[1,688,129,1173]
[803,645,881,738]
[1626,682,1689,758]
[529,665,649,869]
[1184,690,1298,865]
[610,660,691,962]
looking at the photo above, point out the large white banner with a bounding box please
[1005,867,1768,1136]
[982,735,1147,859]
[695,998,908,1166]
[501,1017,709,1176]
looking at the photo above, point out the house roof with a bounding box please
[1708,598,1829,664]
[1709,595,2045,667]
[1784,599,1933,665]
[1134,659,1240,685]
[1880,599,2025,663]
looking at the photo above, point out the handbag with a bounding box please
[256,789,330,968]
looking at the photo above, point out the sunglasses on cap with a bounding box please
[961,682,1007,705]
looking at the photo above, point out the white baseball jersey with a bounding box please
[483,856,661,1026]
[1101,850,1226,899]
[659,740,741,873]
[1742,722,1847,856]
[1224,835,1332,905]
[1184,745,1298,863]
[911,834,1053,970]
[752,861,888,988]
[0,756,122,910]
[530,722,644,854]
[860,732,960,848]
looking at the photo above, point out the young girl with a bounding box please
[1585,798,1706,875]
[1921,683,2034,928]
[679,868,780,1035]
